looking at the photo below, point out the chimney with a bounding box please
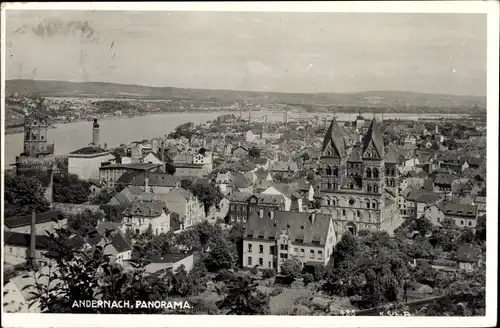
[28,211,36,268]
[435,125,438,134]
[310,211,316,224]
[259,208,264,219]
[145,173,149,192]
[92,119,100,147]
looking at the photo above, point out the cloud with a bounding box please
[235,33,255,40]
[13,19,99,43]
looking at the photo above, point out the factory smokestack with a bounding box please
[28,211,36,268]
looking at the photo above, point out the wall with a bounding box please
[424,206,445,226]
[262,187,291,211]
[174,167,205,178]
[69,154,115,180]
[4,245,48,266]
[52,203,103,216]
[243,239,275,269]
[121,212,171,236]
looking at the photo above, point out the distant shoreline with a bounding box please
[4,110,472,135]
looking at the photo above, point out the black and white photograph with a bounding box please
[1,2,498,327]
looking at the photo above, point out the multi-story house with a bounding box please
[128,172,181,194]
[261,183,304,212]
[317,118,400,235]
[243,210,337,272]
[99,163,162,188]
[121,199,171,236]
[433,173,455,195]
[156,188,205,230]
[424,201,478,230]
[227,192,286,223]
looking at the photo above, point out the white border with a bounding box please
[1,2,498,328]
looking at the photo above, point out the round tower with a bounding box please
[92,119,100,147]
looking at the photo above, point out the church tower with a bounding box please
[319,118,347,192]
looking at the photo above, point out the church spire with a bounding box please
[322,117,346,158]
[362,118,385,159]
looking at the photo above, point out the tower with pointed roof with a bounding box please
[318,117,399,235]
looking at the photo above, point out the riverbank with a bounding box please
[3,110,237,135]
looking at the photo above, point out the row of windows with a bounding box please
[322,199,379,210]
[247,244,324,260]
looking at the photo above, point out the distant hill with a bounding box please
[6,79,486,109]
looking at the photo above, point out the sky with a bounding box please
[5,10,487,96]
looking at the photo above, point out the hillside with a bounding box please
[6,79,486,109]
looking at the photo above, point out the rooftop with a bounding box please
[69,146,109,156]
[245,210,332,246]
[5,211,65,229]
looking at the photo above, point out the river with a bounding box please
[3,111,464,168]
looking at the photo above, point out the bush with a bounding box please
[303,273,314,285]
[304,263,326,282]
[270,286,284,296]
[262,268,276,279]
[280,258,303,280]
[250,266,259,275]
[214,269,235,283]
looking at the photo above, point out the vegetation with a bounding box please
[4,175,50,217]
[53,172,91,204]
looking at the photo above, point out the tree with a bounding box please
[204,239,234,272]
[67,210,103,236]
[132,231,179,261]
[24,227,169,313]
[332,231,359,265]
[4,175,50,217]
[165,162,176,175]
[180,178,193,190]
[248,147,261,159]
[415,217,433,237]
[300,152,310,162]
[53,173,91,204]
[475,215,486,242]
[190,182,223,215]
[217,274,270,315]
[92,188,117,205]
[280,258,302,280]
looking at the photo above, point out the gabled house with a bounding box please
[243,210,337,272]
[156,188,205,230]
[121,199,171,236]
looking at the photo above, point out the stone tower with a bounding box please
[15,106,56,204]
[92,118,100,147]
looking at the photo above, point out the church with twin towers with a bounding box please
[317,115,401,235]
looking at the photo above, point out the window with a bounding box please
[373,168,379,178]
[333,168,338,176]
[269,261,272,268]
[259,258,263,266]
[9,247,13,253]
[248,257,252,266]
[280,253,288,259]
[294,247,298,253]
[332,198,337,206]
[280,244,288,251]
[318,250,323,260]
[259,245,263,253]
[366,168,372,178]
[367,185,372,192]
[309,250,315,259]
[269,246,274,254]
[460,220,464,225]
[348,198,355,206]
[349,183,353,189]
[342,209,346,216]
[374,185,379,193]
[248,244,253,252]
[327,182,332,190]
[468,221,472,226]
[366,200,370,208]
[356,210,360,217]
[372,202,378,209]
[326,167,332,175]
